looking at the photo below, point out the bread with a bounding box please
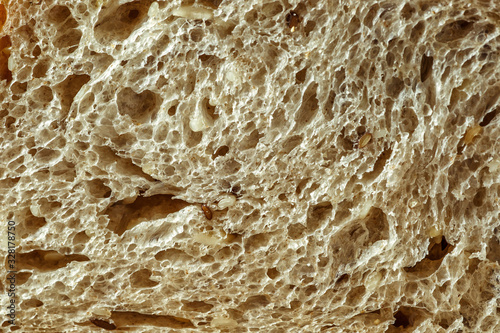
[1,0,499,331]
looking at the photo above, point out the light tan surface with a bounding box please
[0,0,499,332]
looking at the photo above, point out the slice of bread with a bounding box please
[1,0,499,331]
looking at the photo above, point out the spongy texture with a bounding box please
[1,0,500,332]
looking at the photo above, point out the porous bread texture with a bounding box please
[0,0,499,331]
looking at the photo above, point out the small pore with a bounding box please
[401,3,415,20]
[473,187,486,207]
[420,54,433,82]
[267,267,280,279]
[386,77,404,98]
[230,184,242,197]
[212,145,229,159]
[168,105,177,116]
[335,273,349,287]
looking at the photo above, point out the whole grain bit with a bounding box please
[201,204,213,220]
[358,133,372,148]
[463,124,482,145]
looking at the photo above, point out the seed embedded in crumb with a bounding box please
[463,124,482,145]
[218,195,236,210]
[358,133,372,148]
[428,225,441,238]
[286,11,300,31]
[201,204,212,220]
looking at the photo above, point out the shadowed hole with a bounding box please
[393,310,410,327]
[0,36,13,81]
[13,251,89,272]
[436,20,474,43]
[410,21,426,42]
[240,130,263,150]
[22,298,44,308]
[362,148,393,181]
[295,83,319,127]
[244,233,270,252]
[33,61,49,78]
[386,77,404,98]
[212,145,229,159]
[128,9,139,20]
[486,231,500,263]
[420,54,433,82]
[480,107,498,126]
[110,311,194,328]
[282,135,303,154]
[22,210,47,235]
[130,269,159,288]
[238,295,270,311]
[306,202,333,232]
[267,267,280,279]
[401,3,415,20]
[296,67,307,83]
[73,231,90,245]
[168,105,176,116]
[47,5,71,23]
[288,223,306,239]
[473,187,486,207]
[104,195,190,236]
[16,271,33,285]
[154,249,193,263]
[181,300,213,313]
[117,88,162,123]
[404,236,454,277]
[90,318,117,330]
[86,179,112,198]
[94,1,153,43]
[55,74,90,117]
